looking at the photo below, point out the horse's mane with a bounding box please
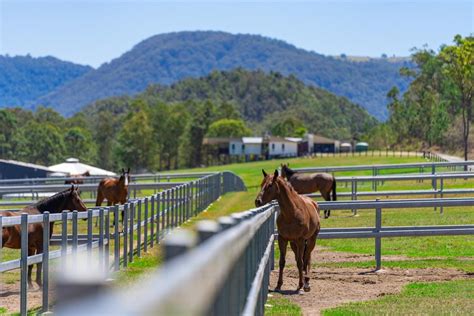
[33,188,72,213]
[277,176,298,195]
[282,165,296,178]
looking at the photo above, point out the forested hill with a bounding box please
[35,31,411,119]
[85,69,377,140]
[0,55,92,106]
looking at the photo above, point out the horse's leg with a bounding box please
[321,191,331,219]
[36,243,43,287]
[276,235,288,291]
[303,234,317,292]
[27,247,35,288]
[95,189,104,206]
[291,239,305,291]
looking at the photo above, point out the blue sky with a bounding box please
[1,0,472,67]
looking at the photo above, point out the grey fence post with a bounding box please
[99,208,105,273]
[123,203,129,268]
[129,203,134,263]
[375,201,382,271]
[158,193,163,243]
[61,210,68,270]
[42,212,50,313]
[163,230,196,261]
[147,196,152,249]
[440,178,444,214]
[114,205,120,271]
[20,213,28,316]
[166,189,170,231]
[72,211,78,266]
[137,200,142,257]
[105,208,110,275]
[87,209,93,265]
[196,220,221,244]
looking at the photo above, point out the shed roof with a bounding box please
[49,158,116,176]
[242,137,263,144]
[313,135,338,144]
[0,159,51,172]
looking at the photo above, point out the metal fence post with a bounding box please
[114,205,120,271]
[144,197,149,252]
[61,210,68,270]
[137,200,142,257]
[123,203,129,268]
[163,230,196,261]
[196,220,221,244]
[72,210,78,267]
[42,212,50,313]
[20,213,28,316]
[87,209,93,265]
[150,196,154,248]
[129,202,135,263]
[375,202,382,271]
[105,208,110,275]
[99,208,105,273]
[440,178,444,214]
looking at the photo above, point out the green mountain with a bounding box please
[84,69,377,140]
[34,31,411,119]
[0,55,92,106]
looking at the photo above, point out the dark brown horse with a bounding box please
[1,186,87,287]
[65,171,91,184]
[96,168,130,207]
[255,169,320,292]
[281,163,336,219]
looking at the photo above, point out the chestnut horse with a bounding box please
[96,169,130,225]
[1,186,87,287]
[281,163,336,219]
[65,171,90,184]
[255,169,320,292]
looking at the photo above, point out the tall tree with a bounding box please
[64,127,98,164]
[206,119,251,137]
[439,35,474,161]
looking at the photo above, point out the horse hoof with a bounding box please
[304,286,311,292]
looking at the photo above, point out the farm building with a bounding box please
[268,137,299,157]
[312,135,340,153]
[49,158,116,176]
[0,159,51,179]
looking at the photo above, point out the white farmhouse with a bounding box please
[268,137,299,157]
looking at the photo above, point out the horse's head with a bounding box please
[67,185,88,212]
[120,168,131,187]
[280,163,294,179]
[255,169,280,207]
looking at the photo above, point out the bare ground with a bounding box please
[269,247,474,316]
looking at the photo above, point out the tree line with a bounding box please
[364,35,473,160]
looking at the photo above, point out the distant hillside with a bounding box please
[0,55,92,107]
[35,31,411,119]
[84,69,377,140]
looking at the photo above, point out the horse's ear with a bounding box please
[127,168,130,173]
[262,169,267,177]
[121,168,125,173]
[273,169,279,181]
[70,185,74,191]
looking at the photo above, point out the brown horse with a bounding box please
[65,171,91,184]
[255,169,320,292]
[281,163,336,219]
[1,186,87,287]
[96,168,130,224]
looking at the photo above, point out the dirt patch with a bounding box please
[270,247,473,316]
[0,281,53,314]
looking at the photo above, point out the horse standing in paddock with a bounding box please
[280,163,336,219]
[96,168,130,222]
[255,169,320,292]
[65,171,90,184]
[1,186,87,288]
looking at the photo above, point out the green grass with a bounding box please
[115,248,163,284]
[265,297,302,316]
[323,280,474,315]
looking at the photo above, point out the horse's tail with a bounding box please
[331,177,337,201]
[96,185,104,206]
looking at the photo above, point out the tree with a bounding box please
[19,123,65,165]
[439,35,474,161]
[115,101,154,171]
[207,119,251,137]
[64,127,97,164]
[0,109,18,159]
[270,117,306,137]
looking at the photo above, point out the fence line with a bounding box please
[55,204,277,315]
[0,171,246,315]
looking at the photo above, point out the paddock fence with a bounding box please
[56,203,278,315]
[0,171,246,315]
[55,196,474,315]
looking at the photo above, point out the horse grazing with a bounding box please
[255,169,320,292]
[281,163,336,219]
[1,186,87,288]
[65,171,90,184]
[96,168,130,208]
